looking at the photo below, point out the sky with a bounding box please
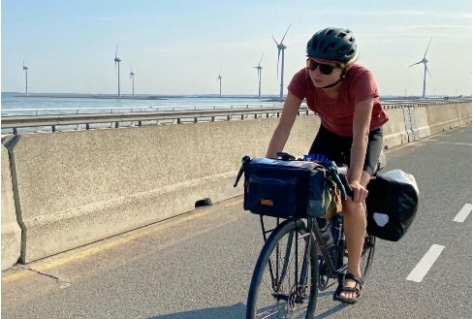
[1,0,472,96]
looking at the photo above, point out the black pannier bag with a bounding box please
[242,158,330,219]
[365,169,420,241]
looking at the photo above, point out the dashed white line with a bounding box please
[453,204,472,223]
[406,244,445,283]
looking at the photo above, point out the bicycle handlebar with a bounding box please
[323,161,354,201]
[233,154,354,200]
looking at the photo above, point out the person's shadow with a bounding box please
[145,291,348,319]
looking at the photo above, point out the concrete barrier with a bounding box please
[382,108,409,149]
[1,144,22,270]
[411,106,431,140]
[5,116,322,263]
[2,101,471,266]
[426,102,472,135]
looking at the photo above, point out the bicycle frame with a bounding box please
[258,214,352,295]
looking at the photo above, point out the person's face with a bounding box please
[306,58,343,88]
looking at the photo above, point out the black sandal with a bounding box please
[333,273,364,304]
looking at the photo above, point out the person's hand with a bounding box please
[348,181,368,203]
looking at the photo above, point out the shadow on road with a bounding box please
[146,291,348,319]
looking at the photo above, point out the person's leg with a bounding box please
[337,128,384,302]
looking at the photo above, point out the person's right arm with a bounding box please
[265,92,303,158]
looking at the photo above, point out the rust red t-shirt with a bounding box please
[287,64,388,137]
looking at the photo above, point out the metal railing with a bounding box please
[1,100,471,135]
[1,106,308,134]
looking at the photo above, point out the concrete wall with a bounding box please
[426,102,472,135]
[6,115,322,263]
[1,101,471,266]
[382,108,409,149]
[1,145,22,270]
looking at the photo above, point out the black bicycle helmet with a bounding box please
[306,27,357,64]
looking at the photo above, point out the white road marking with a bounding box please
[453,204,472,223]
[406,244,445,283]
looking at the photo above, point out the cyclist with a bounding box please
[266,27,388,304]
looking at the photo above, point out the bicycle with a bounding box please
[234,152,385,319]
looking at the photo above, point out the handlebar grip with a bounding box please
[326,162,353,200]
[338,173,354,199]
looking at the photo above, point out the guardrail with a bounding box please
[1,107,303,134]
[1,100,471,134]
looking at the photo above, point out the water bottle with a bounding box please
[316,218,335,249]
[329,214,343,246]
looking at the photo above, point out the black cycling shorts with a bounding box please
[308,125,384,176]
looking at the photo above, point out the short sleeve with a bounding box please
[287,68,308,100]
[352,69,379,104]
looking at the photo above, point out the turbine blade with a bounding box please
[426,66,433,79]
[280,24,292,44]
[115,46,118,59]
[409,61,423,67]
[423,37,432,59]
[259,52,264,65]
[272,36,279,46]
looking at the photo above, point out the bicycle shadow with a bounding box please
[145,303,246,319]
[145,292,347,319]
[313,290,349,318]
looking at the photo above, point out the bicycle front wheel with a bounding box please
[246,219,319,319]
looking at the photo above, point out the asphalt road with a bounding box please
[2,124,471,319]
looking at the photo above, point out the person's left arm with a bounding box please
[348,97,373,185]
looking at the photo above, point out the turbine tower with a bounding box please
[217,68,222,97]
[130,66,135,96]
[273,24,291,101]
[409,37,433,98]
[22,60,28,95]
[114,46,121,98]
[254,52,264,98]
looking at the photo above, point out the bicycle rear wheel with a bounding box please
[360,234,376,281]
[339,232,376,283]
[246,219,319,319]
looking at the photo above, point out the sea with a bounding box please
[1,92,285,116]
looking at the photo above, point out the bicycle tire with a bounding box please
[360,234,376,281]
[338,233,376,283]
[246,219,319,319]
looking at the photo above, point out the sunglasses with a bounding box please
[306,58,341,75]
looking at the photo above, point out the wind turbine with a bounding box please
[409,37,433,98]
[114,46,121,98]
[217,68,222,97]
[254,52,264,98]
[22,60,28,95]
[273,24,291,101]
[130,66,135,96]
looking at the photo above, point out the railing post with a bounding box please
[76,110,80,130]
